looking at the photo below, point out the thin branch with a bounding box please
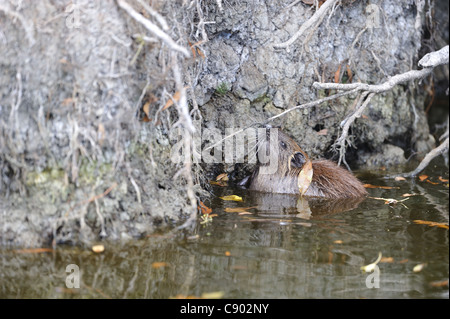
[117,0,190,58]
[273,0,339,49]
[401,136,449,178]
[266,87,360,123]
[312,45,449,169]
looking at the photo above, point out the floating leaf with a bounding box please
[224,206,257,213]
[395,176,406,181]
[92,245,105,253]
[401,193,418,197]
[426,180,440,185]
[215,173,229,182]
[152,262,168,268]
[430,280,449,287]
[413,263,426,272]
[220,195,243,202]
[380,257,394,263]
[438,176,449,182]
[297,160,313,196]
[413,220,449,229]
[209,180,227,187]
[364,184,399,189]
[225,251,231,256]
[333,240,343,244]
[201,291,225,299]
[419,175,428,181]
[15,248,54,254]
[361,252,382,273]
[198,201,212,215]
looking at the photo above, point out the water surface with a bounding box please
[1,161,448,299]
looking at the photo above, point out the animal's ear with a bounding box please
[291,152,306,168]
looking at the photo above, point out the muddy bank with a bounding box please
[0,0,446,247]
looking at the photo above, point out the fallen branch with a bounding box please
[273,0,339,49]
[116,0,190,58]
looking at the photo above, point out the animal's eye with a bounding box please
[280,141,287,149]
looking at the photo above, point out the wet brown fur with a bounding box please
[248,129,367,199]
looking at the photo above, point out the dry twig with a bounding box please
[313,45,449,167]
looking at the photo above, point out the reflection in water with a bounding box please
[244,191,365,219]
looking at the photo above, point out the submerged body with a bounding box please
[247,129,367,199]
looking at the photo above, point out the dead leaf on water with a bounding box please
[152,262,169,268]
[413,220,449,229]
[380,257,394,263]
[198,201,212,215]
[394,176,406,181]
[92,245,105,253]
[419,175,428,181]
[220,195,243,202]
[413,263,426,272]
[430,280,449,288]
[201,291,225,299]
[438,176,449,183]
[225,206,257,213]
[215,173,229,181]
[364,184,400,189]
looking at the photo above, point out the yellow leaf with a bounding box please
[92,245,105,253]
[220,195,243,202]
[201,291,225,299]
[225,251,231,256]
[419,175,428,181]
[297,160,313,196]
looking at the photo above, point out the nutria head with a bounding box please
[249,127,367,198]
[256,127,309,175]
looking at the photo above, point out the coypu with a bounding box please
[244,128,367,199]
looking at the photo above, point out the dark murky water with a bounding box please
[1,160,448,299]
